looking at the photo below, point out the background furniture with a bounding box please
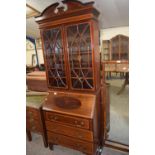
[26,71,48,92]
[110,35,129,60]
[103,60,129,94]
[35,1,106,154]
[102,40,110,61]
[26,65,35,73]
[102,35,129,61]
[104,60,129,79]
[26,93,48,147]
[117,72,129,95]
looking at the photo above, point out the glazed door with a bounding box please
[66,23,94,90]
[111,35,129,60]
[120,36,129,60]
[42,27,68,89]
[111,35,120,60]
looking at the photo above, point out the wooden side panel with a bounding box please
[101,83,110,144]
[90,20,101,91]
[26,106,48,147]
[92,90,102,146]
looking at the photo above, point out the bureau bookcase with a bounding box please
[36,1,106,154]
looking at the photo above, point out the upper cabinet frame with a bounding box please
[36,0,100,92]
[110,35,129,61]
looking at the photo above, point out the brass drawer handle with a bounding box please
[29,118,34,122]
[50,116,58,121]
[80,121,84,126]
[31,126,36,130]
[74,120,85,126]
[77,134,83,138]
[28,112,34,118]
[74,120,78,124]
[29,112,33,115]
[54,116,58,120]
[78,135,83,138]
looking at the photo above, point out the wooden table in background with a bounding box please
[103,60,129,95]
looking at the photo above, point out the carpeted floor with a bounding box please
[107,79,129,145]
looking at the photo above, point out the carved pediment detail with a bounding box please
[36,0,96,20]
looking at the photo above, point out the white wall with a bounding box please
[26,39,44,66]
[26,50,36,65]
[37,49,44,64]
[100,26,129,41]
[26,39,36,66]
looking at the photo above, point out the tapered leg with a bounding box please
[109,72,111,79]
[96,150,102,155]
[26,130,32,141]
[49,143,54,150]
[42,135,48,148]
[117,72,129,95]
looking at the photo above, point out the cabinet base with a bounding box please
[48,143,102,155]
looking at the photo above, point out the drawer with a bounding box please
[45,112,90,130]
[46,121,93,142]
[26,108,40,120]
[47,132,94,154]
[26,119,42,132]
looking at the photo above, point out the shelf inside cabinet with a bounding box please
[71,67,92,69]
[71,77,93,79]
[69,51,92,55]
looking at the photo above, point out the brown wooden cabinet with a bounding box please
[26,94,48,147]
[102,40,110,61]
[35,1,104,154]
[110,35,129,61]
[102,35,129,61]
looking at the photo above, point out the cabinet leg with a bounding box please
[26,130,32,141]
[117,72,129,95]
[109,72,111,79]
[49,143,54,150]
[96,147,102,155]
[42,135,48,148]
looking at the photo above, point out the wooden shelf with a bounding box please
[71,67,92,69]
[69,52,92,55]
[111,35,129,60]
[71,77,93,79]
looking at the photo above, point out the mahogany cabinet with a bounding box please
[102,40,110,61]
[102,35,129,61]
[26,71,48,92]
[26,94,48,147]
[110,35,129,60]
[35,1,105,154]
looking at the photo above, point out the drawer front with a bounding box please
[47,132,94,154]
[46,121,93,142]
[26,108,40,120]
[26,119,42,132]
[45,112,90,130]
